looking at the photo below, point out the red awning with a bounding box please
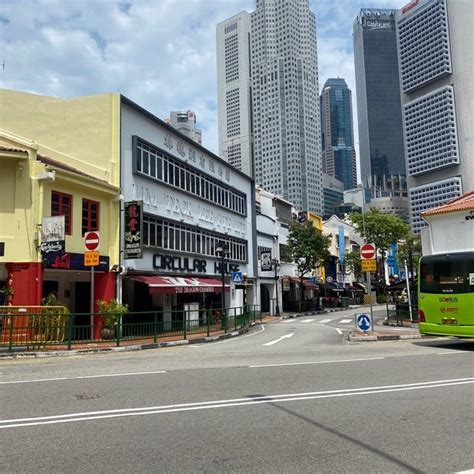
[130,275,230,294]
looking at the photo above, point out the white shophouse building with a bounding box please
[120,97,257,322]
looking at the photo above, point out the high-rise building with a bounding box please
[216,12,253,177]
[320,78,357,191]
[165,110,202,145]
[353,9,406,197]
[217,0,323,215]
[322,173,344,219]
[396,0,474,232]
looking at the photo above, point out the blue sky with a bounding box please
[0,0,406,157]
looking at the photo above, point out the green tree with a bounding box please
[349,210,410,312]
[397,234,422,279]
[286,221,331,311]
[346,250,362,282]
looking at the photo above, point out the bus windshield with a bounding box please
[420,255,474,294]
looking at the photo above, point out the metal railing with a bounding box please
[0,305,261,351]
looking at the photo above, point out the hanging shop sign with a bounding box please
[40,215,65,258]
[124,201,143,259]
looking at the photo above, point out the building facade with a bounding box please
[397,0,474,232]
[217,0,324,215]
[120,97,257,323]
[0,90,120,312]
[165,110,202,145]
[320,78,357,191]
[216,12,253,177]
[353,8,406,197]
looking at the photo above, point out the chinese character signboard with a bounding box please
[124,201,143,259]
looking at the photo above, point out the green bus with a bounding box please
[418,252,474,338]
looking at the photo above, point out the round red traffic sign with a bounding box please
[84,231,100,251]
[360,244,375,260]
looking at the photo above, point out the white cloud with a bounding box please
[0,0,407,158]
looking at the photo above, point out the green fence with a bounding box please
[0,305,261,351]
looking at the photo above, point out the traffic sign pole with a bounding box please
[90,265,95,340]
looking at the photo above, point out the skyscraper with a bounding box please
[165,110,202,145]
[217,0,323,214]
[320,78,357,191]
[216,12,253,177]
[397,0,474,232]
[353,9,406,197]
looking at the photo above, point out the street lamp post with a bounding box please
[215,242,230,328]
[272,258,281,315]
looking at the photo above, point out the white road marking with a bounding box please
[250,357,384,368]
[319,319,333,324]
[263,333,294,346]
[281,320,294,323]
[0,371,167,385]
[339,319,352,324]
[1,377,472,429]
[301,319,315,323]
[455,470,474,474]
[210,325,265,345]
[335,328,343,335]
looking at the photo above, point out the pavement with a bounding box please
[0,305,428,359]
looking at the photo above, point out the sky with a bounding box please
[0,0,407,160]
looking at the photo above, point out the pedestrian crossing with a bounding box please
[281,317,354,325]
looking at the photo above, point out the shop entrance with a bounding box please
[260,284,270,312]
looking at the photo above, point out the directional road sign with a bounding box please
[356,313,372,332]
[232,271,243,283]
[360,243,376,260]
[84,231,100,251]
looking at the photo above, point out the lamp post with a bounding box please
[215,242,230,328]
[272,258,281,315]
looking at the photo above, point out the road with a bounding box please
[1,311,473,473]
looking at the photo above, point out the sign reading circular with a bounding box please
[84,231,100,251]
[360,244,375,260]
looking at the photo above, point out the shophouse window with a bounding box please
[143,215,247,263]
[82,199,100,235]
[51,191,72,235]
[134,137,247,217]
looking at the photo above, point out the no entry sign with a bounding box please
[84,231,100,251]
[360,243,375,260]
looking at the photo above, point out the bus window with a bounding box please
[420,259,473,294]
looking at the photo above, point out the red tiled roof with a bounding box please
[421,191,474,217]
[36,154,109,184]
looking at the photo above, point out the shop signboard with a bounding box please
[258,247,272,271]
[40,215,65,259]
[124,201,143,259]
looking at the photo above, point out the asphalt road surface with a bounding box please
[1,314,473,473]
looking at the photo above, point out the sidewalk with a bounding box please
[0,316,280,359]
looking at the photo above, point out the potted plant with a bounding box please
[97,299,128,340]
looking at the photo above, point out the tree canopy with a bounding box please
[349,209,410,255]
[286,221,331,278]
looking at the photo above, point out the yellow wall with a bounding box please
[307,212,323,232]
[0,88,121,266]
[0,89,121,186]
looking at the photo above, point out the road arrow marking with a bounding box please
[263,333,294,346]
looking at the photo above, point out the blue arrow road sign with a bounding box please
[232,271,243,283]
[356,313,371,332]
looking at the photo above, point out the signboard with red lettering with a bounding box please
[84,231,100,251]
[124,201,143,259]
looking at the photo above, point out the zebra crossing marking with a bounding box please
[339,319,352,324]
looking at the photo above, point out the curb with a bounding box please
[348,332,425,342]
[0,325,255,360]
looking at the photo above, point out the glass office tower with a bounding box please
[353,9,406,197]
